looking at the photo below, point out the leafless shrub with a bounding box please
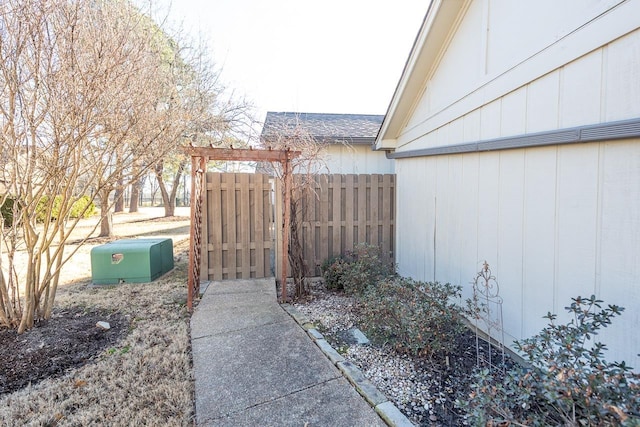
[0,0,224,331]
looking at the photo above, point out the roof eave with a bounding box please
[374,0,469,151]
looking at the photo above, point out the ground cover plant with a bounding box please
[361,277,469,361]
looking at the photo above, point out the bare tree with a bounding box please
[151,40,254,217]
[0,0,201,331]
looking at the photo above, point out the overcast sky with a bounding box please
[151,1,429,121]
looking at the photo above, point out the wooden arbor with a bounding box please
[186,147,300,309]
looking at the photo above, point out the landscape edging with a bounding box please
[280,303,416,427]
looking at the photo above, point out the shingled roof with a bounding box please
[261,112,384,145]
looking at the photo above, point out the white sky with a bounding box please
[151,1,429,121]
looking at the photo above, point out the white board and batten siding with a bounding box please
[392,0,640,366]
[397,142,640,367]
[323,144,394,175]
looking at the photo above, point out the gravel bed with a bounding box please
[293,281,475,426]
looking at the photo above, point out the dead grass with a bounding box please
[0,210,194,426]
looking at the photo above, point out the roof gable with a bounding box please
[376,0,639,152]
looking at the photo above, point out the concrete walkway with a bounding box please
[191,278,387,426]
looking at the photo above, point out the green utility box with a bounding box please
[90,238,174,285]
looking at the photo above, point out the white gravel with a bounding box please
[293,283,468,426]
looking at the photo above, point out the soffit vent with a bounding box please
[580,118,640,141]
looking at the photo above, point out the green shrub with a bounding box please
[320,243,395,295]
[69,195,96,219]
[36,195,96,222]
[341,243,395,296]
[459,295,640,426]
[35,195,61,222]
[320,255,349,290]
[361,277,468,360]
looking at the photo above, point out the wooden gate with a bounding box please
[201,173,273,280]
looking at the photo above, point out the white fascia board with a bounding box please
[375,138,398,150]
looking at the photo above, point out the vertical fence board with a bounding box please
[318,176,329,275]
[225,174,237,278]
[344,175,355,251]
[274,178,283,281]
[239,174,251,278]
[209,174,223,280]
[357,175,367,244]
[370,174,380,247]
[331,175,342,257]
[253,175,264,278]
[202,173,211,280]
[264,178,273,276]
[382,174,394,260]
[303,178,315,274]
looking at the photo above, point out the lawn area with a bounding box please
[0,211,194,426]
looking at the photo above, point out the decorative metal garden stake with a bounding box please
[472,261,506,370]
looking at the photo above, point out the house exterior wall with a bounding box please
[396,141,640,367]
[323,144,394,174]
[392,0,640,366]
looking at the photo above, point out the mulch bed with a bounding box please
[0,308,128,395]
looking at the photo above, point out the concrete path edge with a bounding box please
[280,304,415,427]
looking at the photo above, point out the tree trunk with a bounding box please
[114,175,124,213]
[113,189,124,212]
[155,160,185,217]
[288,198,307,298]
[99,188,113,237]
[157,178,176,217]
[129,180,140,213]
[129,163,144,213]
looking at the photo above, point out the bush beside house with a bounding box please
[321,250,640,425]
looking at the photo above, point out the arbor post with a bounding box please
[281,153,293,303]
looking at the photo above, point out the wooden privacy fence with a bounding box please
[201,173,273,280]
[199,172,395,285]
[276,174,395,277]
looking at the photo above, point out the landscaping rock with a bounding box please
[96,321,111,330]
[345,327,370,345]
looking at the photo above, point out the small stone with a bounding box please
[96,321,111,330]
[430,414,438,422]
